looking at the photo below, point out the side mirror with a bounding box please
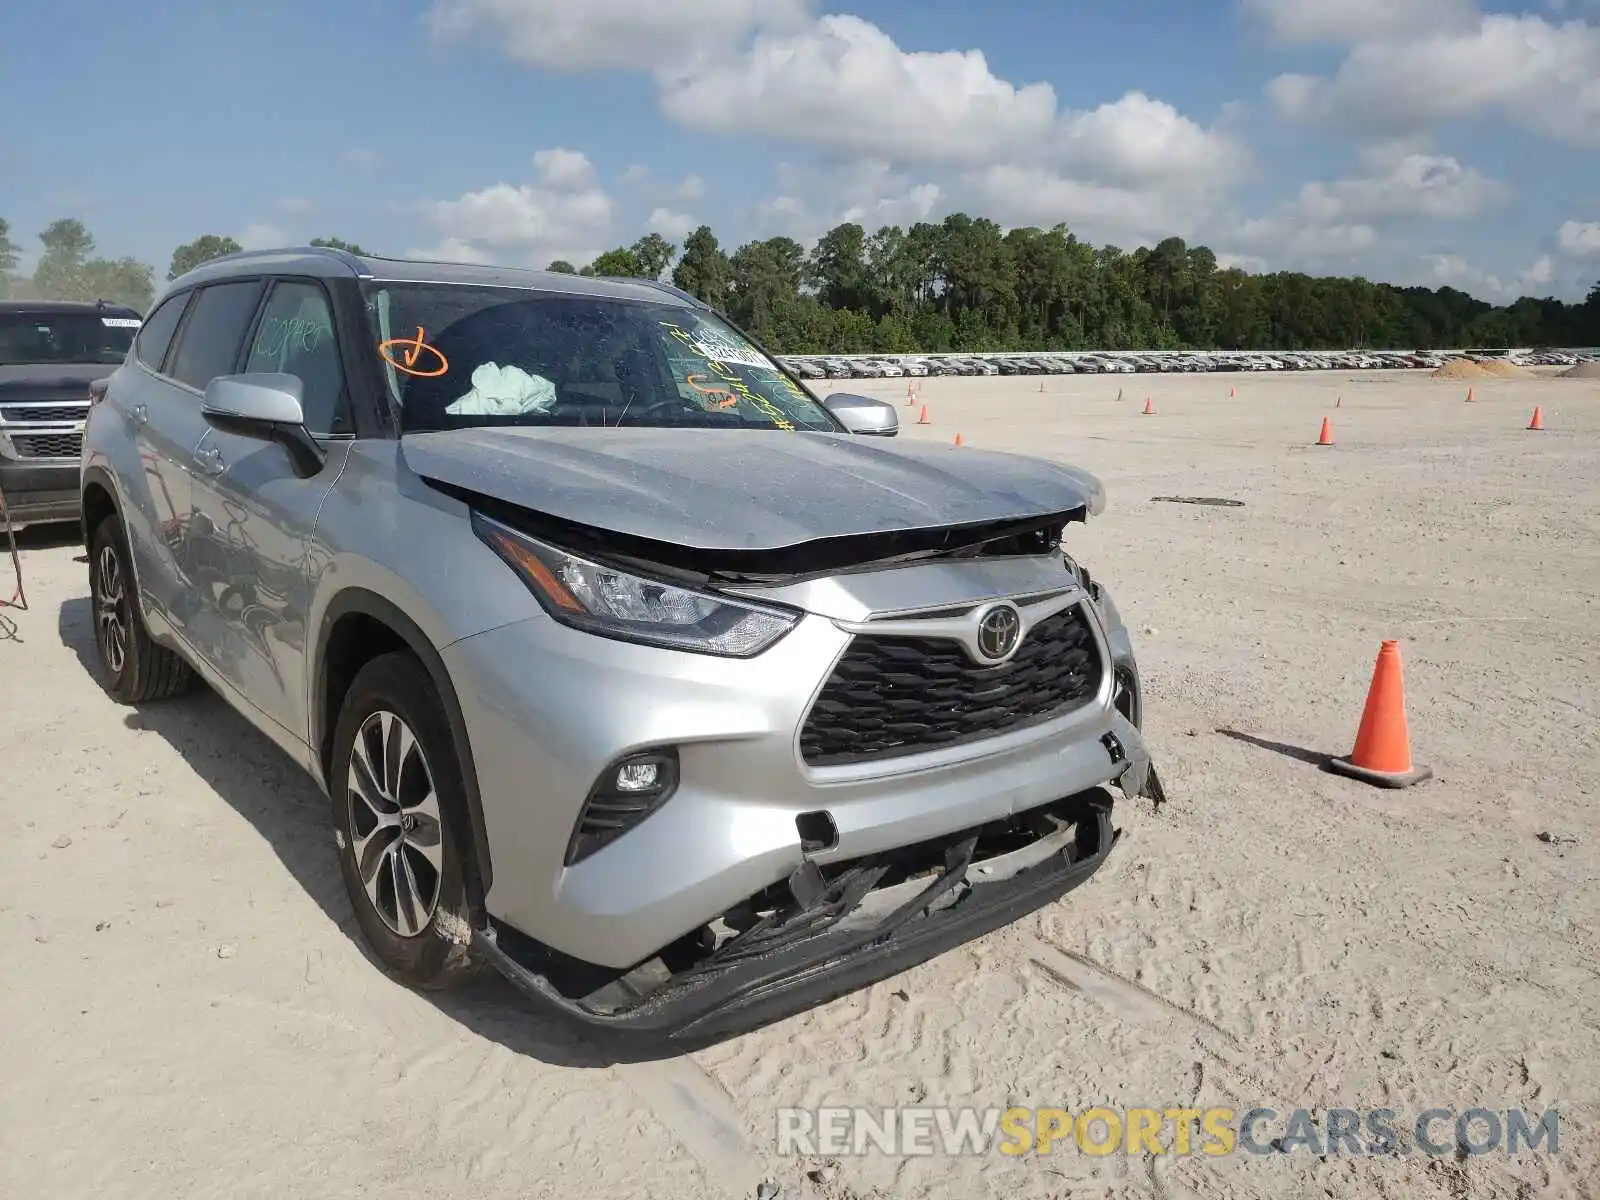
[822,392,899,437]
[201,373,326,477]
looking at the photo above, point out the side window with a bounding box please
[243,281,353,436]
[166,281,265,394]
[134,293,190,372]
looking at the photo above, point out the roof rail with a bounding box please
[646,280,711,309]
[199,244,369,274]
[588,275,710,309]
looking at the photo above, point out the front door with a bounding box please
[186,278,354,740]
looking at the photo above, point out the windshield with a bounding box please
[361,282,837,434]
[0,310,139,367]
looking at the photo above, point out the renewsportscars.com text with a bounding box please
[775,1105,1561,1159]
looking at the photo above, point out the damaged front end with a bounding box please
[473,788,1120,1044]
[407,430,1159,1043]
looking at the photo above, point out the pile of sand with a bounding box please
[1430,358,1535,380]
[1560,360,1600,378]
[1432,359,1488,379]
[1478,360,1534,378]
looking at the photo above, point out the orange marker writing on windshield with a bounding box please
[379,326,449,377]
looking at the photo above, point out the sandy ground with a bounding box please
[2,369,1597,1200]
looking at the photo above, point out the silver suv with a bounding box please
[80,247,1156,1042]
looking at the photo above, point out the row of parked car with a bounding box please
[778,348,1596,380]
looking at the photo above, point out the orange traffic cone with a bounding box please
[1229,386,1236,398]
[905,382,916,406]
[1142,396,1155,415]
[1466,387,1474,403]
[1527,406,1544,430]
[953,432,964,446]
[917,404,930,425]
[1316,416,1334,446]
[1326,641,1432,788]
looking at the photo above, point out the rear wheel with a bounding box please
[330,652,475,989]
[89,514,195,703]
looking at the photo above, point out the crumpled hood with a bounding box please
[401,426,1104,551]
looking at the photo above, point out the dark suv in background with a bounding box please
[0,299,141,532]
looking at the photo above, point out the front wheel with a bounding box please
[329,651,476,990]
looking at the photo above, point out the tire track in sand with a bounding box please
[610,1053,772,1199]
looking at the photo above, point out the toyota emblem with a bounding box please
[975,603,1023,662]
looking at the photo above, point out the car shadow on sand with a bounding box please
[56,595,710,1068]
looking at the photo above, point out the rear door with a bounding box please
[107,289,195,619]
[131,279,266,632]
[186,277,355,738]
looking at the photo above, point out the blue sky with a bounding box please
[3,0,1599,302]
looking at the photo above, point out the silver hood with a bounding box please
[401,427,1105,552]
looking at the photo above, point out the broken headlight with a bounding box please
[472,512,799,657]
[1061,549,1097,598]
[1063,549,1121,629]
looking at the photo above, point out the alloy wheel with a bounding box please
[346,710,444,937]
[95,543,129,676]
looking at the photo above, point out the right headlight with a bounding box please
[471,511,799,657]
[1063,548,1121,629]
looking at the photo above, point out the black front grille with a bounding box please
[1,404,87,423]
[10,432,83,459]
[800,604,1104,766]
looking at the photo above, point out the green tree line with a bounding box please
[5,213,1596,352]
[641,220,1600,353]
[0,219,367,312]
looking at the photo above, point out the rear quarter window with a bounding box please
[134,293,190,373]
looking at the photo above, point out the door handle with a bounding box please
[198,446,226,475]
[130,404,148,426]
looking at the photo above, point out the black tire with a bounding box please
[329,651,476,990]
[89,514,195,704]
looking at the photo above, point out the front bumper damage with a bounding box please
[472,786,1124,1044]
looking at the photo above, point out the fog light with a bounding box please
[616,761,661,792]
[566,748,681,866]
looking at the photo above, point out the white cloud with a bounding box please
[621,167,707,205]
[1268,14,1600,147]
[431,2,1244,193]
[1557,219,1600,255]
[1056,91,1250,188]
[418,148,613,267]
[532,147,596,189]
[1206,150,1504,271]
[961,166,1202,245]
[1214,251,1270,273]
[1240,0,1479,43]
[419,0,1581,292]
[406,236,495,265]
[749,194,813,243]
[237,223,288,250]
[743,160,946,247]
[1228,212,1381,260]
[646,207,698,240]
[659,15,1060,166]
[1294,151,1509,223]
[1422,252,1558,301]
[427,0,809,71]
